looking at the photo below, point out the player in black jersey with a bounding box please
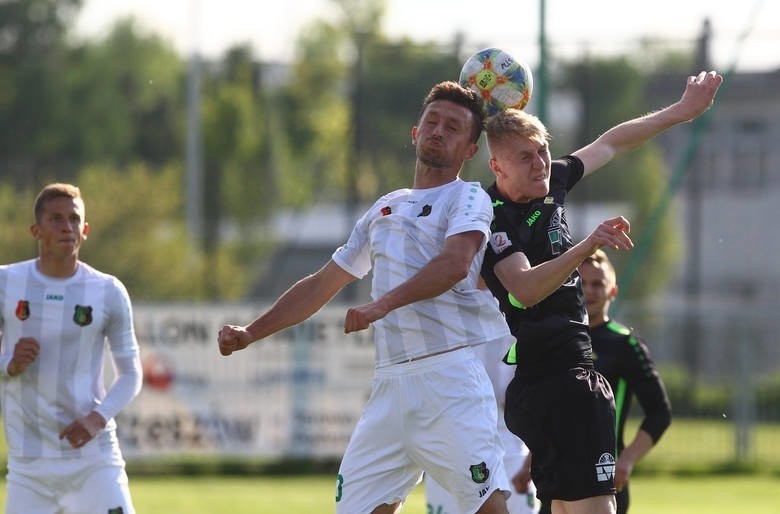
[480,71,721,514]
[579,250,671,513]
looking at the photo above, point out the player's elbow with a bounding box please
[439,254,473,283]
[506,287,541,309]
[643,410,672,444]
[659,409,672,434]
[504,275,546,307]
[447,263,471,284]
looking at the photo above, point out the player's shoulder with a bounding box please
[605,319,644,346]
[77,262,128,290]
[439,179,489,199]
[551,155,585,185]
[376,187,412,203]
[605,319,631,335]
[0,259,39,284]
[0,259,34,274]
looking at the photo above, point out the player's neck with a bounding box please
[413,164,459,189]
[36,256,80,278]
[588,312,609,328]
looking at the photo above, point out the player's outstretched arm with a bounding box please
[573,70,723,175]
[219,260,356,355]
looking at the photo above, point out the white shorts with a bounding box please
[426,338,539,514]
[425,422,538,514]
[5,449,134,514]
[335,347,510,514]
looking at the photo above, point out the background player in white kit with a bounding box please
[218,81,513,514]
[425,333,539,514]
[0,183,143,514]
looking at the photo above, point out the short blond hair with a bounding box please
[33,183,83,223]
[485,108,550,154]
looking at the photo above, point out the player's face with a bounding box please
[489,135,551,203]
[31,196,89,259]
[578,261,616,323]
[412,100,478,169]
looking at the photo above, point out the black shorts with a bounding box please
[504,367,616,503]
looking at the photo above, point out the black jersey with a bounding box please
[482,156,592,383]
[591,319,672,452]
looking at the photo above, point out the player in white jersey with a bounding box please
[426,331,539,514]
[0,183,143,514]
[219,81,512,514]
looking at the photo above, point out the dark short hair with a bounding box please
[419,81,485,143]
[33,183,83,223]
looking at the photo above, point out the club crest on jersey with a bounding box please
[380,206,392,216]
[469,462,490,484]
[15,300,30,320]
[489,232,510,254]
[73,305,93,327]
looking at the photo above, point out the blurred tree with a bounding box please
[62,19,183,167]
[275,20,350,206]
[0,0,82,185]
[359,39,462,195]
[0,11,182,186]
[199,44,273,296]
[202,45,272,224]
[0,165,253,300]
[0,181,38,263]
[563,57,680,299]
[75,165,251,301]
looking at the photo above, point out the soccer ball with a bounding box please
[459,47,533,116]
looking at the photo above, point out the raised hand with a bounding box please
[677,70,723,120]
[217,325,253,356]
[583,216,634,254]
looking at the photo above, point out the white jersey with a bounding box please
[0,259,141,458]
[333,179,511,366]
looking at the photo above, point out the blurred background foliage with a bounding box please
[0,0,695,301]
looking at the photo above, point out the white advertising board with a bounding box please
[118,304,375,460]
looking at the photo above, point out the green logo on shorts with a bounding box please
[108,508,124,514]
[469,462,489,484]
[335,474,344,502]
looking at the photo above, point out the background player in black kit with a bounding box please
[480,70,722,514]
[578,250,671,513]
[538,250,673,514]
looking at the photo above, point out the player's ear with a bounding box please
[411,126,418,145]
[82,221,90,240]
[488,156,502,178]
[464,142,479,161]
[609,283,618,300]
